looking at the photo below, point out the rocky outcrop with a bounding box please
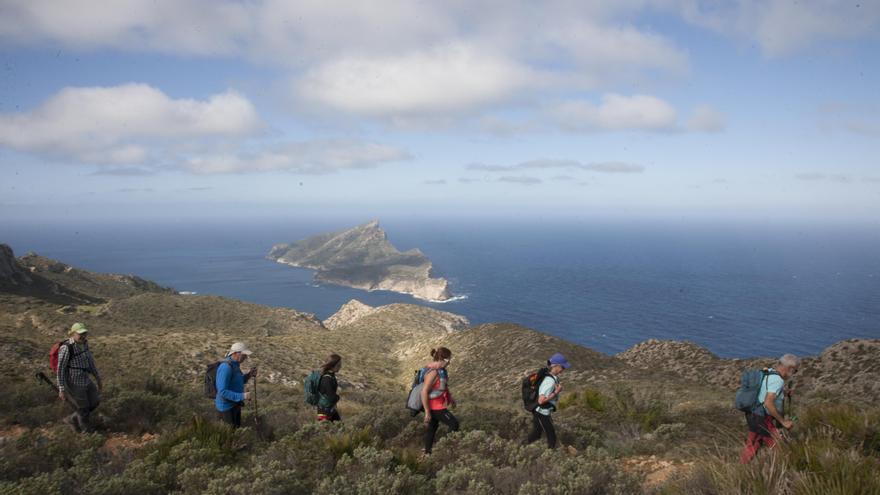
[267,220,453,301]
[323,299,376,329]
[0,244,32,287]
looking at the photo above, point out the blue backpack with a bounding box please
[734,368,777,413]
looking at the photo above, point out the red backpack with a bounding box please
[49,341,73,374]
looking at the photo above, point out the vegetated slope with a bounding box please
[617,338,880,404]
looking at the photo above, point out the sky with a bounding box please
[0,0,878,222]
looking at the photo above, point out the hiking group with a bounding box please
[49,322,801,461]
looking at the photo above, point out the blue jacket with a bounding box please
[215,358,249,412]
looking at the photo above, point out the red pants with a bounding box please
[740,413,779,463]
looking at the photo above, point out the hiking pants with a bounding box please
[740,413,779,463]
[424,408,459,453]
[318,408,341,422]
[526,411,557,449]
[219,405,242,428]
[65,382,100,432]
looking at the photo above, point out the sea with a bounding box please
[3,217,879,359]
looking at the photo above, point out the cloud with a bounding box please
[678,0,880,57]
[90,167,157,176]
[795,173,852,183]
[550,175,576,182]
[115,188,154,193]
[0,83,262,165]
[423,179,447,185]
[186,187,214,191]
[687,105,726,132]
[184,140,410,174]
[498,176,542,185]
[457,177,482,184]
[549,94,678,132]
[468,159,645,174]
[295,43,535,117]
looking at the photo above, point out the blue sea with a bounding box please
[3,217,879,358]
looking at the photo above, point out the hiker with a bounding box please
[57,322,102,432]
[740,353,800,463]
[317,354,342,422]
[215,342,257,428]
[525,353,570,449]
[421,347,459,455]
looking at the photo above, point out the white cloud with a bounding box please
[0,83,261,164]
[184,140,410,175]
[498,176,542,185]
[687,104,726,132]
[549,94,678,131]
[678,0,880,57]
[467,159,645,174]
[296,43,535,117]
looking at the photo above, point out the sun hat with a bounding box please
[226,342,253,357]
[69,322,89,335]
[548,353,570,369]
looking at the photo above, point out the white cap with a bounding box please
[226,342,253,357]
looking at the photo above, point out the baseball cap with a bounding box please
[69,322,89,335]
[548,353,570,369]
[227,342,253,357]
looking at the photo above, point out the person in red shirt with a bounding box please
[420,347,458,455]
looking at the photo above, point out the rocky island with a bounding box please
[266,220,454,302]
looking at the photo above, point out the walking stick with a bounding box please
[250,368,263,436]
[35,371,77,411]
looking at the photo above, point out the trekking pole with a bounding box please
[251,368,263,436]
[35,371,77,411]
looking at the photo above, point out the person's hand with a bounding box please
[424,412,432,424]
[449,398,457,408]
[244,392,252,401]
[781,419,794,430]
[554,383,563,395]
[248,368,258,379]
[58,391,65,401]
[784,387,794,398]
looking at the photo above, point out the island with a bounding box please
[266,220,454,302]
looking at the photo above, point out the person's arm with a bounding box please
[537,377,560,405]
[763,392,792,428]
[319,375,339,406]
[57,344,70,397]
[421,369,437,421]
[216,363,245,403]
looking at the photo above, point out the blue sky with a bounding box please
[0,0,878,221]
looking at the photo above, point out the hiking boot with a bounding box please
[63,415,81,433]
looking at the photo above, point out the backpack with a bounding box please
[304,370,325,406]
[49,341,71,374]
[734,368,777,413]
[405,368,428,416]
[521,367,552,412]
[204,360,224,399]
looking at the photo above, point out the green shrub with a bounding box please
[315,446,431,495]
[559,388,606,413]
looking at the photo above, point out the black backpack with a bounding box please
[521,367,552,412]
[204,360,225,399]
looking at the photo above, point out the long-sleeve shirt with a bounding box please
[215,358,251,412]
[57,339,100,392]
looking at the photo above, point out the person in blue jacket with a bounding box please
[215,342,257,428]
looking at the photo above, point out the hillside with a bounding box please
[1,245,878,494]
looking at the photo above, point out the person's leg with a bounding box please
[330,409,341,422]
[538,414,557,449]
[78,382,100,432]
[424,412,442,453]
[232,405,242,428]
[526,411,543,444]
[65,385,91,431]
[436,409,459,432]
[740,430,761,463]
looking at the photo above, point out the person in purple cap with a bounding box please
[525,353,569,449]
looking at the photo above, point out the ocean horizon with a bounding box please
[3,217,879,359]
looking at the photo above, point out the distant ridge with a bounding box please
[267,220,454,301]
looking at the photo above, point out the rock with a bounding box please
[0,244,33,287]
[267,220,454,301]
[324,299,376,329]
